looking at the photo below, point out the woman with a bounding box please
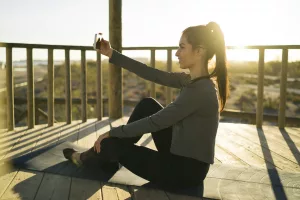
[63,21,229,194]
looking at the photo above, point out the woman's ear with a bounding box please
[196,45,206,56]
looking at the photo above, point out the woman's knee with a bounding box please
[100,137,120,150]
[136,97,163,111]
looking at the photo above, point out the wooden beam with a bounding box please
[6,46,14,130]
[81,50,87,122]
[2,42,300,50]
[256,48,264,128]
[96,52,103,120]
[27,47,35,128]
[48,48,54,126]
[278,49,288,128]
[109,0,122,119]
[150,49,156,98]
[166,49,172,105]
[65,49,72,124]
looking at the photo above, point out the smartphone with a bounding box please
[93,33,103,50]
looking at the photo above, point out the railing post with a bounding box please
[35,102,39,125]
[81,50,87,122]
[6,46,14,130]
[150,49,156,98]
[65,49,72,124]
[278,49,288,128]
[256,48,265,128]
[48,48,54,126]
[109,0,122,119]
[96,52,103,120]
[27,47,35,128]
[166,49,172,104]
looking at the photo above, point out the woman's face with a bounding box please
[175,34,199,70]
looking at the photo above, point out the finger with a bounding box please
[97,144,100,153]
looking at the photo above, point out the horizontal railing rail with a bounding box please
[0,42,299,130]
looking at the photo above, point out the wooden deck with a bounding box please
[0,117,299,200]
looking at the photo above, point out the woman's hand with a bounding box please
[94,132,110,153]
[96,33,113,58]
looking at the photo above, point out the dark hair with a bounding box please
[182,22,229,112]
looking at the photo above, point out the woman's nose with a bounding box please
[175,50,179,57]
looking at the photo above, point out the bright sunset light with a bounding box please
[0,0,299,61]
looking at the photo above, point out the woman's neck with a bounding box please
[189,63,209,80]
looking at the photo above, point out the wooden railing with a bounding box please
[1,42,300,131]
[0,43,103,131]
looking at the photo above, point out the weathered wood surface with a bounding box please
[0,119,299,199]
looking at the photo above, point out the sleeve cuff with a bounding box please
[108,49,119,64]
[109,125,125,138]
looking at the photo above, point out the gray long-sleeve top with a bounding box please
[109,50,219,164]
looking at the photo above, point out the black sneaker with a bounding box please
[63,148,82,167]
[63,148,75,160]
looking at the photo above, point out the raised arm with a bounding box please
[109,50,191,89]
[109,84,213,138]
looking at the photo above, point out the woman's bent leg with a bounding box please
[77,97,172,166]
[99,137,210,192]
[122,97,172,153]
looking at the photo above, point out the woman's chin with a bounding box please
[179,64,185,69]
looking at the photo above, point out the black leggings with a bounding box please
[81,97,210,192]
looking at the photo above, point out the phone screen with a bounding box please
[93,33,103,50]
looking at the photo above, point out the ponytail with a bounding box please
[206,22,229,112]
[182,22,230,112]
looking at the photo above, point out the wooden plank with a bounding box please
[69,177,102,200]
[58,120,81,144]
[0,163,18,198]
[77,119,97,148]
[230,123,300,165]
[102,183,118,200]
[284,127,300,137]
[215,128,274,169]
[267,126,300,144]
[130,186,169,200]
[214,144,247,166]
[0,170,43,200]
[0,127,27,161]
[31,123,64,152]
[34,173,71,200]
[102,183,131,200]
[219,125,300,172]
[95,117,110,138]
[2,124,46,161]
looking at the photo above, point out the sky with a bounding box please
[0,0,299,62]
